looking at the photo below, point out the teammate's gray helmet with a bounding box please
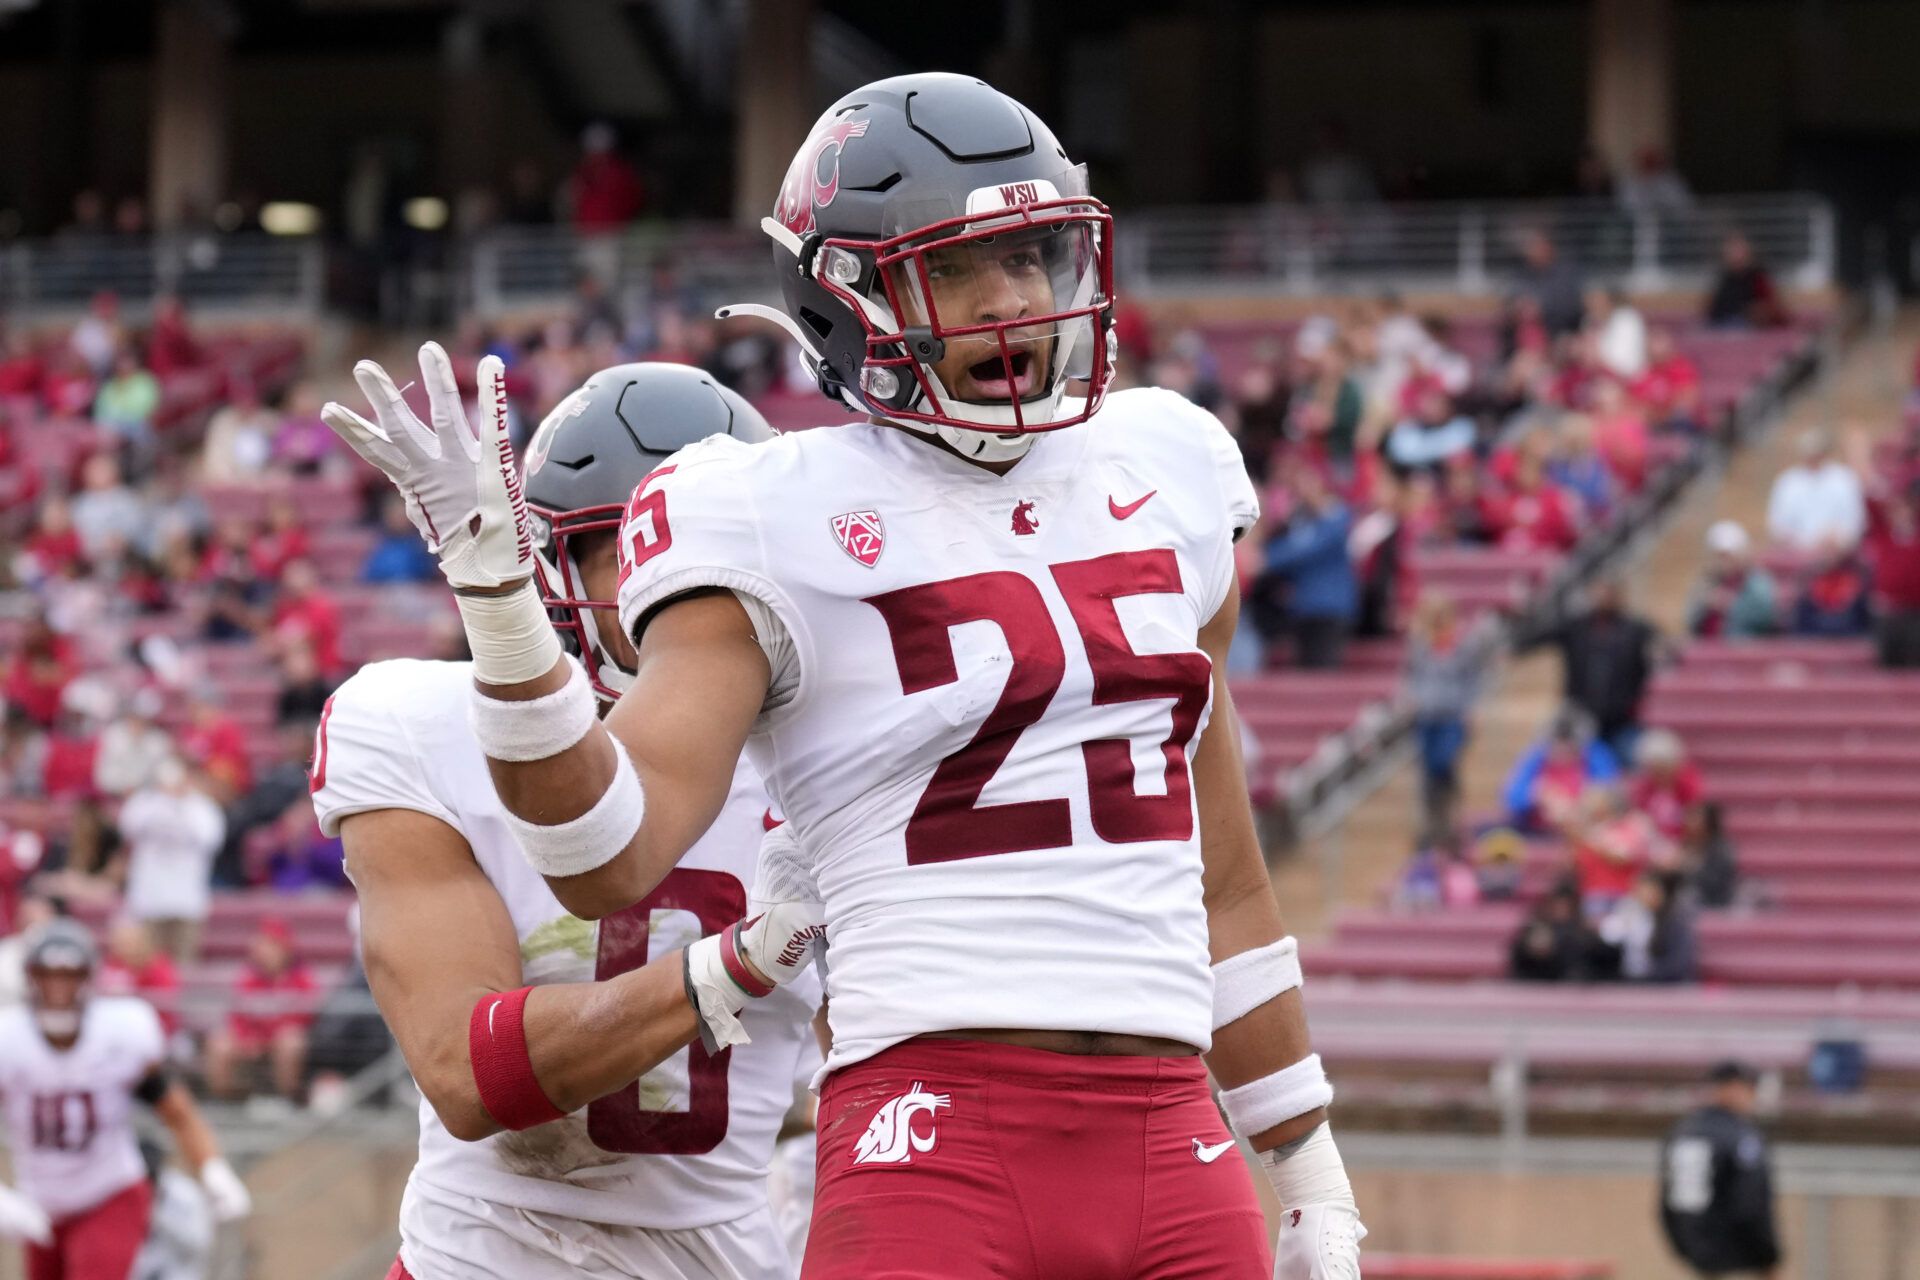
[521,362,774,700]
[718,72,1116,447]
[25,918,97,976]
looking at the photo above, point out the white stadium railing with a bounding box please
[461,193,1835,310]
[0,232,325,314]
[0,196,1835,317]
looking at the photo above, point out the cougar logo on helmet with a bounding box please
[776,118,870,237]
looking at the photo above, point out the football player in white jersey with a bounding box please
[322,74,1363,1279]
[0,920,251,1280]
[311,362,824,1280]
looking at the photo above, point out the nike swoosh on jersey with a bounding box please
[1109,491,1157,520]
[1192,1137,1236,1163]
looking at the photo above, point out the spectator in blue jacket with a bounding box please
[1503,709,1622,833]
[360,494,439,584]
[1250,467,1357,668]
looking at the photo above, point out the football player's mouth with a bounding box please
[964,349,1037,400]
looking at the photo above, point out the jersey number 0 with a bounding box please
[588,867,744,1155]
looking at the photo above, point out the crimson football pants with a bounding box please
[805,1039,1271,1279]
[25,1180,152,1280]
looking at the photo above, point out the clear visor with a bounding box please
[877,218,1103,423]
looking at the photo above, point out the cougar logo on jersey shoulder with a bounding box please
[850,1081,951,1166]
[832,510,886,567]
[1011,500,1039,536]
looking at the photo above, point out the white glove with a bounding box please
[1273,1202,1365,1280]
[685,822,825,1052]
[199,1157,252,1222]
[1263,1125,1364,1280]
[0,1183,51,1246]
[320,343,532,592]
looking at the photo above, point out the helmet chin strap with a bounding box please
[930,420,1038,463]
[35,1008,80,1038]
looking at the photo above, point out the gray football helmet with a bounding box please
[718,72,1115,463]
[521,363,774,700]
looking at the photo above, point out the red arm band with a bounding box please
[468,986,567,1132]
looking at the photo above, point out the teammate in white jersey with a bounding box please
[311,363,823,1280]
[323,75,1363,1279]
[0,921,250,1280]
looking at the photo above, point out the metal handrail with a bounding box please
[1,232,325,315]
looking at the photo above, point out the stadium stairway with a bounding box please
[1272,312,1920,1145]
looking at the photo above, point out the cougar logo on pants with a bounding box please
[851,1081,951,1166]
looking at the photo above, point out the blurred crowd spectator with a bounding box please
[1697,416,1920,664]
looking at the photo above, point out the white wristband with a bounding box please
[456,583,565,686]
[1219,1052,1333,1139]
[469,658,597,762]
[1212,935,1303,1031]
[502,738,645,878]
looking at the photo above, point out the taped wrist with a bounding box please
[469,987,566,1132]
[1257,1122,1356,1211]
[1211,935,1303,1031]
[469,658,597,762]
[501,738,645,878]
[456,583,564,686]
[683,921,773,1055]
[1219,1052,1333,1139]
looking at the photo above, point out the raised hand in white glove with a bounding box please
[0,1183,51,1245]
[319,343,532,593]
[685,820,826,1052]
[1273,1202,1365,1280]
[199,1157,253,1222]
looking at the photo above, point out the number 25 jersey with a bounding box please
[616,387,1261,1078]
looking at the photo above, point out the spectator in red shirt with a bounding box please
[178,689,253,804]
[1629,728,1705,842]
[98,916,183,1036]
[251,495,310,584]
[19,497,85,586]
[39,681,105,802]
[1481,441,1580,552]
[144,295,202,379]
[272,559,343,676]
[1632,328,1704,434]
[2,619,78,729]
[569,122,645,232]
[0,329,44,399]
[1569,783,1670,916]
[1864,481,1920,667]
[205,918,316,1103]
[1591,378,1652,491]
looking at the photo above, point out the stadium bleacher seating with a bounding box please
[1224,316,1826,809]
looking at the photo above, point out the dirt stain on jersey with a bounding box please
[518,914,597,968]
[494,1110,625,1179]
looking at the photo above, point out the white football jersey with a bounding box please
[616,387,1260,1078]
[312,659,819,1233]
[0,997,163,1219]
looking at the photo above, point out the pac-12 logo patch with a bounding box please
[832,510,886,567]
[850,1081,951,1166]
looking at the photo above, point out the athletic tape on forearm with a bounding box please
[469,986,567,1132]
[455,583,565,687]
[501,739,645,878]
[1219,1052,1334,1139]
[468,657,597,762]
[1211,935,1303,1031]
[1257,1122,1356,1210]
